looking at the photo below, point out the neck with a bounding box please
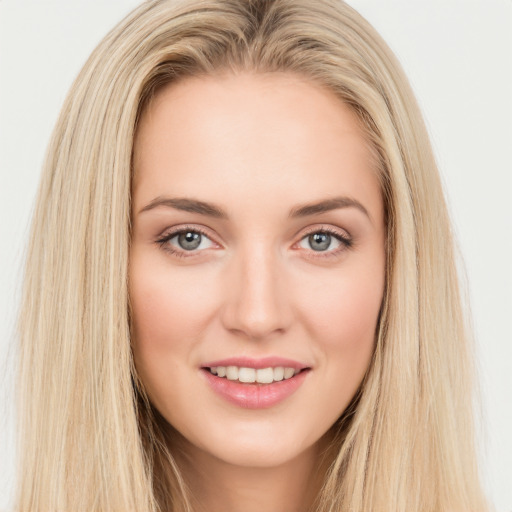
[172,434,332,512]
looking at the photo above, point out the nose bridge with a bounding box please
[221,237,291,339]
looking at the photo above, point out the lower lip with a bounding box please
[201,369,309,409]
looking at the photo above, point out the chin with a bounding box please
[175,418,327,470]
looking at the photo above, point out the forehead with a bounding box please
[132,72,382,221]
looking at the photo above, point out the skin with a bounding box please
[130,72,386,512]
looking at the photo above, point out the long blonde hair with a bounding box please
[16,0,489,510]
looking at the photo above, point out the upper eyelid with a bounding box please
[158,224,218,242]
[299,225,350,239]
[160,223,350,238]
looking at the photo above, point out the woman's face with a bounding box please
[130,73,385,469]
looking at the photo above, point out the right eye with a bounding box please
[156,227,217,258]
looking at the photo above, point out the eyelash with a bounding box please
[155,225,353,260]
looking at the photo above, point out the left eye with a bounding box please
[165,230,215,251]
[297,231,346,252]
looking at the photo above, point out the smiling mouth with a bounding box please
[201,364,311,408]
[204,366,306,384]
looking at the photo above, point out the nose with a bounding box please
[220,243,293,340]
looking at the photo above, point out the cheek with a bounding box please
[130,254,214,348]
[129,252,215,402]
[305,266,383,345]
[299,256,384,396]
[303,268,384,428]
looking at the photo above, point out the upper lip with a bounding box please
[201,356,310,371]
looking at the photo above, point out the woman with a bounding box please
[15,0,490,510]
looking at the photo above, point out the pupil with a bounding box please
[179,231,201,250]
[309,232,330,251]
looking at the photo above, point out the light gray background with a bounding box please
[0,1,510,510]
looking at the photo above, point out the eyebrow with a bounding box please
[139,195,370,220]
[289,197,370,219]
[139,197,229,218]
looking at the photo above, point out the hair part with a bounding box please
[16,1,488,511]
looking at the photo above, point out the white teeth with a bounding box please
[256,367,274,384]
[273,367,284,381]
[226,366,238,380]
[239,367,256,383]
[208,365,301,383]
[284,367,295,379]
